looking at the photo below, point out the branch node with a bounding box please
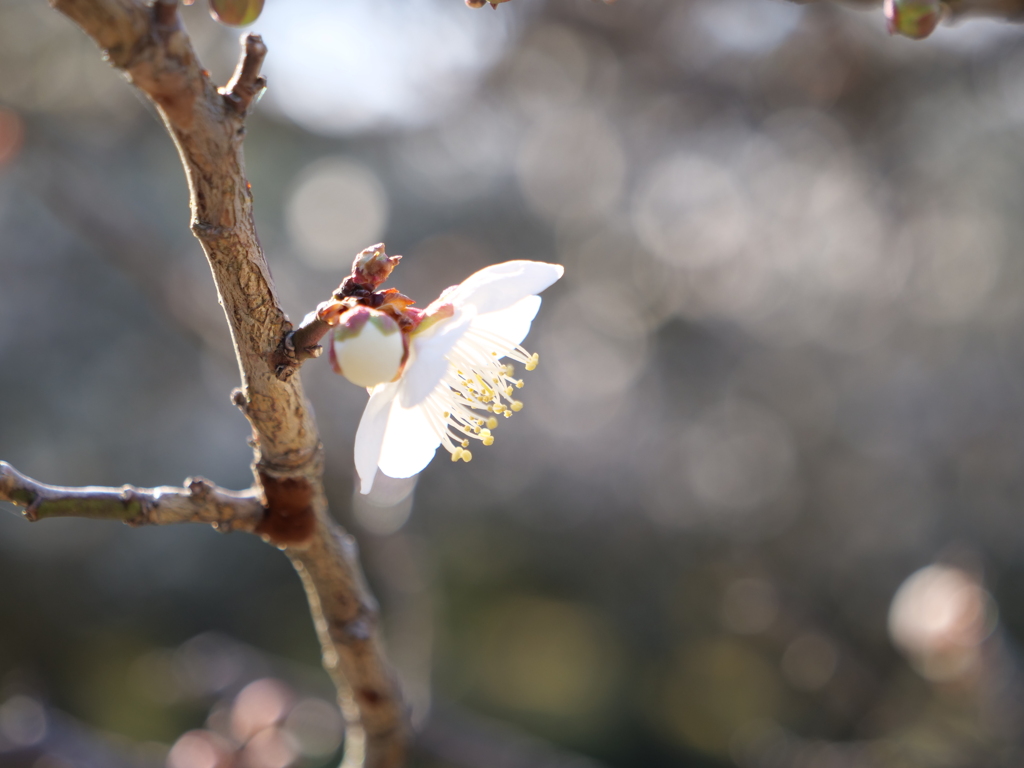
[254,469,316,547]
[190,219,226,241]
[331,611,376,644]
[272,320,328,381]
[186,476,213,498]
[23,500,40,523]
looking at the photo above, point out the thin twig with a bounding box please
[222,33,268,114]
[789,0,1024,21]
[0,461,263,530]
[272,311,329,381]
[946,0,1024,20]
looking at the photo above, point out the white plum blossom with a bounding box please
[336,260,563,494]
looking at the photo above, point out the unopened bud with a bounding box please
[209,0,264,26]
[352,244,401,290]
[330,307,406,388]
[884,0,943,40]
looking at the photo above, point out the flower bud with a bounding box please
[330,308,406,388]
[209,0,264,26]
[352,244,401,290]
[884,0,942,40]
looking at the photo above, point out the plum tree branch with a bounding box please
[27,1,408,766]
[945,0,1024,19]
[790,0,1024,21]
[0,461,263,529]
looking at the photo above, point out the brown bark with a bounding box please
[790,0,1024,21]
[0,461,263,528]
[12,1,409,765]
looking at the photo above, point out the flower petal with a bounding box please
[399,309,474,408]
[449,261,563,315]
[354,381,401,494]
[444,295,542,370]
[469,294,541,349]
[377,396,442,480]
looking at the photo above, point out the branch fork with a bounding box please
[14,3,408,766]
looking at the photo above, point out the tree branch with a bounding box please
[790,0,1024,22]
[36,1,408,766]
[946,0,1024,20]
[0,461,262,529]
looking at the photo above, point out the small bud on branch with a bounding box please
[885,0,945,38]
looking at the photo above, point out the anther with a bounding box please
[493,404,505,414]
[461,439,469,448]
[461,450,473,462]
[452,448,464,462]
[482,435,494,446]
[511,400,524,412]
[487,417,498,429]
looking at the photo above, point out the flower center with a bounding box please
[421,327,540,463]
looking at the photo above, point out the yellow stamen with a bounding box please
[461,450,473,462]
[511,400,523,412]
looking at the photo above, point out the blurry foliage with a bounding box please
[7,0,1024,767]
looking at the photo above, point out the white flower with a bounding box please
[352,260,563,494]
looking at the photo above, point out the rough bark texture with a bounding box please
[14,2,408,766]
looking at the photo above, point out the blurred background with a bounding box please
[4,0,1024,766]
